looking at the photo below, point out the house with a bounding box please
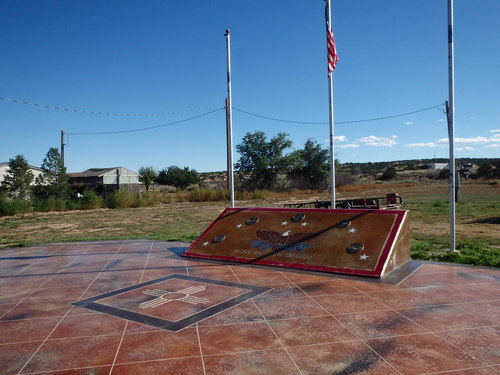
[69,167,141,194]
[0,162,44,186]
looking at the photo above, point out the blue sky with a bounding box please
[1,0,499,173]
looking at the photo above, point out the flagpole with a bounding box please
[225,29,235,208]
[447,0,457,252]
[325,0,336,207]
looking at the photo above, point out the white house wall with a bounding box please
[102,167,140,185]
[0,165,8,184]
[0,165,44,186]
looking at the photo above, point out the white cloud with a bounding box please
[491,134,500,141]
[435,138,450,144]
[357,135,398,147]
[485,143,500,149]
[405,121,414,125]
[335,135,347,142]
[490,129,500,133]
[337,144,360,149]
[456,146,474,151]
[407,134,500,148]
[437,119,446,123]
[455,137,490,144]
[406,142,445,148]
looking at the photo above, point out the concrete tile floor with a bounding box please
[0,240,499,375]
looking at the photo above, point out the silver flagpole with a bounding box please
[225,29,235,208]
[447,0,457,252]
[325,0,336,207]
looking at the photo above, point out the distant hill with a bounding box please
[342,158,499,174]
[200,158,499,177]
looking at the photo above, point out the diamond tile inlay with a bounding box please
[71,274,271,331]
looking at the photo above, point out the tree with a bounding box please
[235,131,293,190]
[156,166,199,190]
[1,155,34,199]
[288,139,329,189]
[35,147,69,198]
[138,166,157,191]
[380,166,397,181]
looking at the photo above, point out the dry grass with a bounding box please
[1,180,498,252]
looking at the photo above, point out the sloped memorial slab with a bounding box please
[182,207,410,278]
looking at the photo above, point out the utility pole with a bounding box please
[225,29,235,208]
[60,130,65,167]
[447,0,457,252]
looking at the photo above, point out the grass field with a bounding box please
[1,180,498,267]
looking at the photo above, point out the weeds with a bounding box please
[0,195,31,216]
[106,190,138,209]
[411,236,500,267]
[81,191,104,209]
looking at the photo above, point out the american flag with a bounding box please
[327,21,338,76]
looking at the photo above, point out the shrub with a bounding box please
[106,190,138,209]
[0,194,32,216]
[66,199,83,210]
[81,191,104,209]
[380,166,397,181]
[273,176,292,192]
[437,169,450,179]
[336,174,355,187]
[235,189,271,200]
[138,192,159,207]
[33,197,67,212]
[188,189,228,202]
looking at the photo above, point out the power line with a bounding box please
[233,103,444,125]
[67,107,224,136]
[0,96,221,117]
[1,94,445,129]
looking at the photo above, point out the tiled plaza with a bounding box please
[1,240,499,374]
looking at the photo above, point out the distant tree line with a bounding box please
[135,132,348,192]
[139,133,500,192]
[2,135,498,216]
[137,166,200,191]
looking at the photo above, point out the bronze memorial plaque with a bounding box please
[182,207,410,278]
